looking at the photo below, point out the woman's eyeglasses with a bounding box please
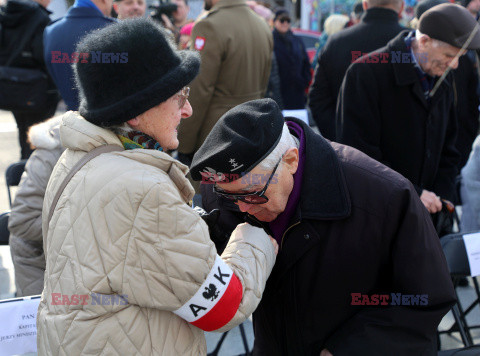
[279,18,291,24]
[177,86,190,109]
[213,159,281,204]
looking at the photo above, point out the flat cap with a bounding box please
[190,99,284,183]
[419,3,480,50]
[415,0,446,20]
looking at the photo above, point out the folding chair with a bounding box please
[439,232,480,347]
[0,212,10,246]
[208,322,251,356]
[438,345,480,355]
[5,160,27,208]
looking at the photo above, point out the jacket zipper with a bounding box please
[280,221,301,249]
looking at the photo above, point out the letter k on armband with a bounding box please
[173,255,242,331]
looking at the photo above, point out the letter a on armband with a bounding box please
[173,255,243,331]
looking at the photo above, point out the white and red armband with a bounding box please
[173,255,243,331]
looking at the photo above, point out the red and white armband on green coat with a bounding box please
[173,255,243,331]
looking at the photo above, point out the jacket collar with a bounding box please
[209,0,247,13]
[65,5,108,18]
[361,7,401,24]
[286,117,351,221]
[60,111,194,202]
[388,31,451,107]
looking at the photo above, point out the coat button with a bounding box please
[304,234,310,240]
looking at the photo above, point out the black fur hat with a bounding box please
[74,18,200,127]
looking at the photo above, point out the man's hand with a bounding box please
[160,14,175,32]
[320,349,333,356]
[420,190,442,213]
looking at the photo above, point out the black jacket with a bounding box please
[453,52,480,171]
[308,8,404,140]
[337,31,459,202]
[203,118,456,355]
[273,29,311,110]
[248,118,455,355]
[0,0,50,70]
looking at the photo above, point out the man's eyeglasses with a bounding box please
[177,86,190,109]
[279,17,291,24]
[213,158,281,204]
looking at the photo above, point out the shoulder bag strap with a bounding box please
[46,144,124,229]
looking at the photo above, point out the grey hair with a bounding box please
[105,122,135,136]
[258,124,299,171]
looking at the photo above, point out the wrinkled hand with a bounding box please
[270,237,279,255]
[420,190,442,214]
[320,349,333,356]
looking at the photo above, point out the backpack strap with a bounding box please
[47,144,124,229]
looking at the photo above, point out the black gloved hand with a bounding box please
[193,207,230,253]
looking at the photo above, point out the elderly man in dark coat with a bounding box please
[308,0,404,140]
[272,8,311,110]
[337,3,480,215]
[190,98,455,355]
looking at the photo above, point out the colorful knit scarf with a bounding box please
[118,131,163,151]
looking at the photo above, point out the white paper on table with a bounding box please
[462,232,480,277]
[0,296,41,356]
[282,110,309,125]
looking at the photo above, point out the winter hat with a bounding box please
[74,18,200,127]
[415,0,447,19]
[190,99,285,182]
[274,7,289,21]
[418,3,480,49]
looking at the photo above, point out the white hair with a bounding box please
[107,122,134,135]
[258,123,299,171]
[415,30,449,48]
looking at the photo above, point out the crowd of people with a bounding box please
[1,0,480,353]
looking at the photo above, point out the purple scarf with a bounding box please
[269,121,306,246]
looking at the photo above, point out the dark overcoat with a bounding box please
[336,31,459,201]
[273,29,311,110]
[200,117,455,354]
[308,8,404,140]
[248,118,455,355]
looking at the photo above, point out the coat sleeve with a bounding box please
[120,180,276,332]
[8,148,60,243]
[308,46,336,140]
[432,99,460,202]
[177,19,222,154]
[336,63,384,162]
[324,181,455,354]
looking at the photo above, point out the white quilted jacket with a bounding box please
[37,112,276,355]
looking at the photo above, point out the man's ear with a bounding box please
[362,0,368,11]
[113,2,119,12]
[419,34,432,49]
[282,147,299,175]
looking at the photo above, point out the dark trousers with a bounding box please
[12,96,58,159]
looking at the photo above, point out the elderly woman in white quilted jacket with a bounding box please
[8,116,64,297]
[37,18,277,355]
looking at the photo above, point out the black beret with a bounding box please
[190,99,284,182]
[418,3,480,49]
